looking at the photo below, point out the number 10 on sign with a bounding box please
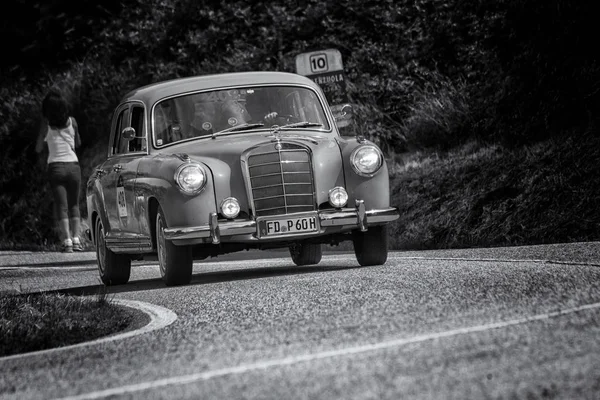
[309,54,328,73]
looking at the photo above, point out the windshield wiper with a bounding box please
[212,123,265,138]
[279,121,324,129]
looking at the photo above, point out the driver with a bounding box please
[192,99,251,134]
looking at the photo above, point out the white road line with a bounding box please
[0,266,95,271]
[390,255,600,267]
[56,301,600,400]
[0,299,177,362]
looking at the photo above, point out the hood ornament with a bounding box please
[270,125,283,150]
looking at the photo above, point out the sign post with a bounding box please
[295,49,352,128]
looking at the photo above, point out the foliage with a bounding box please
[399,70,472,150]
[0,0,598,248]
[390,133,600,249]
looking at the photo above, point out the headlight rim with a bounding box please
[350,144,384,177]
[174,162,207,195]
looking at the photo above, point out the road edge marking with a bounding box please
[389,255,600,268]
[56,300,600,400]
[0,299,177,362]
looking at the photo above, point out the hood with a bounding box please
[160,130,346,215]
[166,131,335,164]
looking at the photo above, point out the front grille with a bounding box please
[247,143,316,217]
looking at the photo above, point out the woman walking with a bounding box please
[35,89,83,252]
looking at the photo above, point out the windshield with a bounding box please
[153,85,331,146]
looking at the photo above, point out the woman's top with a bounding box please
[45,117,78,164]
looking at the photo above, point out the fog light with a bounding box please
[220,197,240,219]
[328,187,348,208]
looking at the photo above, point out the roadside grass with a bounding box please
[389,132,600,250]
[0,220,94,252]
[0,290,144,357]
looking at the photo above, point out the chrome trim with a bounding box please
[105,237,153,254]
[209,212,220,244]
[356,199,367,232]
[162,205,399,242]
[319,206,398,227]
[164,219,257,241]
[245,142,316,217]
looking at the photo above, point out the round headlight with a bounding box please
[328,187,348,208]
[350,145,383,177]
[220,197,240,219]
[175,163,206,195]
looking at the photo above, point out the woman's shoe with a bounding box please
[61,239,73,253]
[72,239,84,252]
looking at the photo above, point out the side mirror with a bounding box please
[332,103,353,129]
[340,104,353,117]
[333,103,353,122]
[121,127,136,140]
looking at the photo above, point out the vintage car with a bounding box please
[87,71,399,286]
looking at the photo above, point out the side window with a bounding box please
[129,106,145,152]
[112,108,130,155]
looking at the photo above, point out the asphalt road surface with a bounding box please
[1,242,599,400]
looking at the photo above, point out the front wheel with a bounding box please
[95,219,131,285]
[156,206,193,286]
[352,225,389,266]
[289,242,322,266]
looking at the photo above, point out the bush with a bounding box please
[399,71,472,150]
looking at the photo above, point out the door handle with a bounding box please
[113,165,123,172]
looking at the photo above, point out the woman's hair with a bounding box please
[42,89,70,128]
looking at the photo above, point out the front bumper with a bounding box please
[163,200,399,245]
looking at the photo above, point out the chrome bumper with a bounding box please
[163,200,399,244]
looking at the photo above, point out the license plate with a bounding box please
[258,213,319,237]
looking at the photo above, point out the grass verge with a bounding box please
[0,290,146,357]
[389,132,600,250]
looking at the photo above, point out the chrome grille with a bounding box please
[247,143,316,217]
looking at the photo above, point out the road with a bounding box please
[1,243,599,399]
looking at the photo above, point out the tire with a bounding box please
[95,219,131,285]
[352,225,388,266]
[156,205,193,286]
[289,242,322,266]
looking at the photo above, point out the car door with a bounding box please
[120,103,149,247]
[100,104,147,246]
[98,105,130,240]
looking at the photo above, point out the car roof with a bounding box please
[120,71,322,105]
